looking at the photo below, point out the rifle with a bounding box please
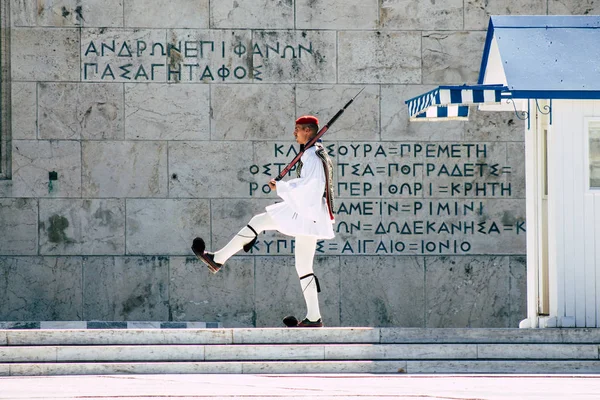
[274,87,365,181]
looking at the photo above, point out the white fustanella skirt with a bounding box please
[266,199,335,239]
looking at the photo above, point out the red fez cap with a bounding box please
[295,115,319,126]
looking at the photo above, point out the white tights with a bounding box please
[295,235,321,321]
[213,212,321,322]
[213,213,278,264]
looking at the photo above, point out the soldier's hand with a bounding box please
[268,179,277,191]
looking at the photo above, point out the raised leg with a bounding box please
[213,212,278,265]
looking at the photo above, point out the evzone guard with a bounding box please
[192,89,363,327]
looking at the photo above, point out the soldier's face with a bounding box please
[294,125,312,145]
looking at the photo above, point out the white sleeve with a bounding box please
[275,155,325,219]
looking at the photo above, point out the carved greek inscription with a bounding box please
[82,32,316,82]
[248,142,525,255]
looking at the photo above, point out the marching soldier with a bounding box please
[192,115,335,327]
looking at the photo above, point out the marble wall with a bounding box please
[1,0,596,327]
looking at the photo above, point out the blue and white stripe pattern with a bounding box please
[0,321,223,329]
[406,85,507,121]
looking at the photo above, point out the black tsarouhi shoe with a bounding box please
[296,318,324,328]
[191,237,222,274]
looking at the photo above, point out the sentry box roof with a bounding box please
[406,15,600,121]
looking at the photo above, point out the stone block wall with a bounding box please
[1,0,596,327]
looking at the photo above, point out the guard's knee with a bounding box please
[242,224,258,253]
[300,273,321,293]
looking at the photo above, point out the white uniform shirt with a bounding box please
[265,146,335,239]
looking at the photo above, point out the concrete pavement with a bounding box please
[1,374,600,399]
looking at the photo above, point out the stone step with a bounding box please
[1,343,598,363]
[3,360,600,376]
[4,327,600,345]
[2,327,599,376]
